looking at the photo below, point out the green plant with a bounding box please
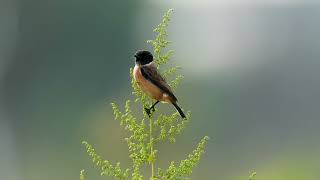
[80,170,86,180]
[81,9,209,180]
[249,172,257,180]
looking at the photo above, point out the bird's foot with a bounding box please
[144,107,152,117]
[151,106,156,112]
[144,106,156,117]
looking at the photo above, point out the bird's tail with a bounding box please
[172,102,186,118]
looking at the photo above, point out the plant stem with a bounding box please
[149,116,154,180]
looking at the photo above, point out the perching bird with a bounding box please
[133,50,186,118]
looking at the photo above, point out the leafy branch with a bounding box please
[80,9,209,180]
[249,172,257,180]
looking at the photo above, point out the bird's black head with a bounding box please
[134,50,153,65]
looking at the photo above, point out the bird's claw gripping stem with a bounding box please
[145,106,156,117]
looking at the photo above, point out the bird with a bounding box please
[133,50,186,118]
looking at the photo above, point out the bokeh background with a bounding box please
[1,0,320,179]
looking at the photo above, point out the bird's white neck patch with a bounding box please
[142,61,155,67]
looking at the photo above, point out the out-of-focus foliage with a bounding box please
[80,170,85,180]
[249,172,257,180]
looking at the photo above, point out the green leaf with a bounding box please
[82,141,130,180]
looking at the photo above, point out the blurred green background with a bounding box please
[1,0,320,179]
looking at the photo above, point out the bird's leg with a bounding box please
[150,101,159,112]
[144,101,160,117]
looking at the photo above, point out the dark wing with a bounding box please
[141,65,177,101]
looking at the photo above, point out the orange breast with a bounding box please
[133,65,170,102]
